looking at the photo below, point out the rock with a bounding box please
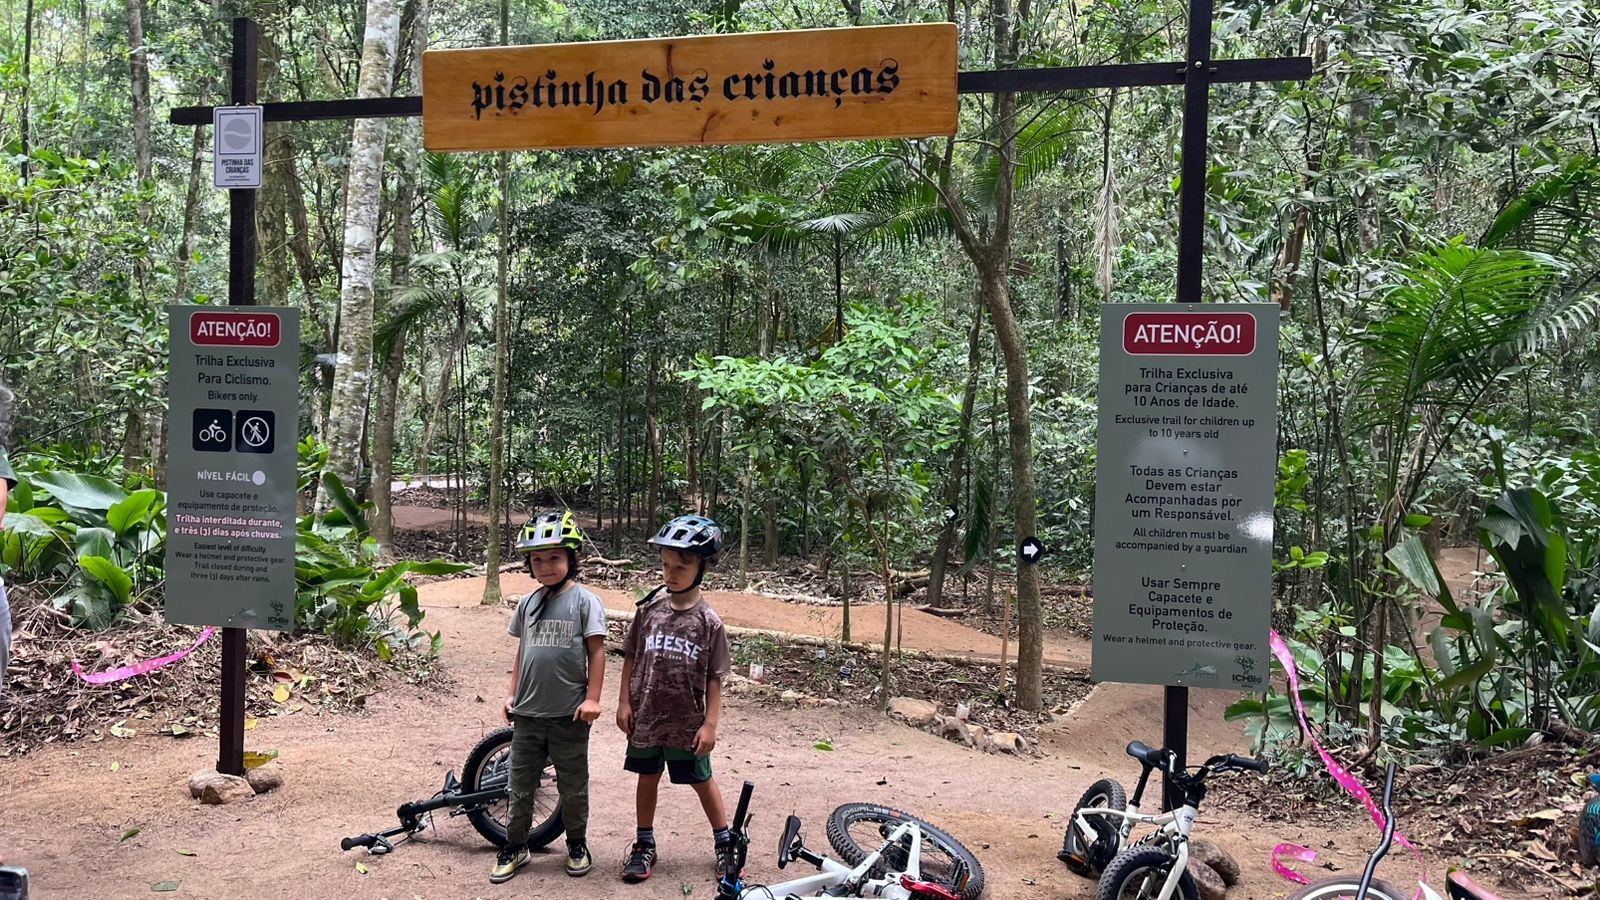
[965,724,990,750]
[818,698,841,708]
[1189,839,1240,886]
[245,763,285,794]
[198,774,255,805]
[990,731,1027,754]
[188,768,219,799]
[1187,859,1227,900]
[780,690,802,704]
[886,697,939,728]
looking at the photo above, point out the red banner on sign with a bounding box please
[1122,311,1257,356]
[190,312,280,347]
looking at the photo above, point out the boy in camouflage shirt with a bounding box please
[616,515,734,884]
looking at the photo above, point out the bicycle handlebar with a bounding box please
[340,834,375,852]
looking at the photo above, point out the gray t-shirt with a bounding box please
[507,583,608,718]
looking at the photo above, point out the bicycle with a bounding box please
[339,727,563,855]
[1286,762,1502,900]
[714,780,986,899]
[1058,739,1268,900]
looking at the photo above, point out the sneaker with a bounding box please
[622,841,657,883]
[715,837,740,884]
[490,845,529,883]
[566,841,592,877]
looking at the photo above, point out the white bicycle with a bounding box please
[1059,740,1268,900]
[716,781,985,900]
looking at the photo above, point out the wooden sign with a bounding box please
[422,24,957,152]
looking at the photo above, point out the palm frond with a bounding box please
[1350,241,1563,432]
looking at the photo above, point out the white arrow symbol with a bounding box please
[943,506,958,523]
[1022,541,1041,560]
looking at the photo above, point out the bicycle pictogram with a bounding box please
[192,409,234,452]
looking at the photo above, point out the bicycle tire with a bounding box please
[825,803,986,900]
[1059,777,1128,877]
[1094,847,1199,900]
[1286,878,1409,900]
[459,727,564,850]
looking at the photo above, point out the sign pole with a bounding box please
[1163,0,1216,808]
[218,15,259,778]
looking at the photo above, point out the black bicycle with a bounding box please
[339,727,563,855]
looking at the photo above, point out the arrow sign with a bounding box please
[1019,537,1044,565]
[942,505,959,524]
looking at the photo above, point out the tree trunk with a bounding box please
[918,0,1044,709]
[927,297,983,609]
[20,0,34,183]
[738,452,753,588]
[174,125,207,300]
[646,347,662,528]
[417,316,465,487]
[126,0,152,230]
[371,0,426,554]
[317,0,400,513]
[482,0,511,604]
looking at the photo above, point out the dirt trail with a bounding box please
[0,526,1465,899]
[427,572,1093,671]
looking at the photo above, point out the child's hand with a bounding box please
[616,703,633,735]
[503,695,515,723]
[574,699,601,723]
[692,722,718,756]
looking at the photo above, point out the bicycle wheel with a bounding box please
[1059,778,1128,877]
[1286,878,1409,900]
[826,803,986,900]
[1094,847,1198,900]
[459,727,564,850]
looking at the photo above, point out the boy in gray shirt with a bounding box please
[491,510,608,884]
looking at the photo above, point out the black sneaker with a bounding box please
[622,841,656,883]
[715,838,741,884]
[566,841,592,877]
[489,845,529,883]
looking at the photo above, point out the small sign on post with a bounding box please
[213,105,263,189]
[1092,304,1278,690]
[165,306,299,631]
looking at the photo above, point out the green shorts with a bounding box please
[624,744,713,784]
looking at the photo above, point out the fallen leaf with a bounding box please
[152,880,179,892]
[170,724,191,737]
[272,685,290,703]
[355,862,369,875]
[244,718,258,731]
[110,724,136,739]
[243,749,279,769]
[176,849,197,857]
[111,761,122,772]
[1514,809,1563,827]
[813,742,834,752]
[120,827,141,842]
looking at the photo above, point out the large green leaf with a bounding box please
[78,555,133,607]
[30,472,128,512]
[318,473,369,537]
[74,527,116,562]
[107,490,163,537]
[1385,534,1459,615]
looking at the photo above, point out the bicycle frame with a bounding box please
[739,818,933,899]
[1071,803,1198,900]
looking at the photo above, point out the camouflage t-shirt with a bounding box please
[623,594,732,750]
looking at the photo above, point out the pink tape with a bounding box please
[1268,629,1427,896]
[71,627,217,684]
[1272,843,1317,884]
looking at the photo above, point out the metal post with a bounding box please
[218,15,259,779]
[1165,0,1215,806]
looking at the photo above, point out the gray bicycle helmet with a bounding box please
[648,515,724,559]
[648,515,724,593]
